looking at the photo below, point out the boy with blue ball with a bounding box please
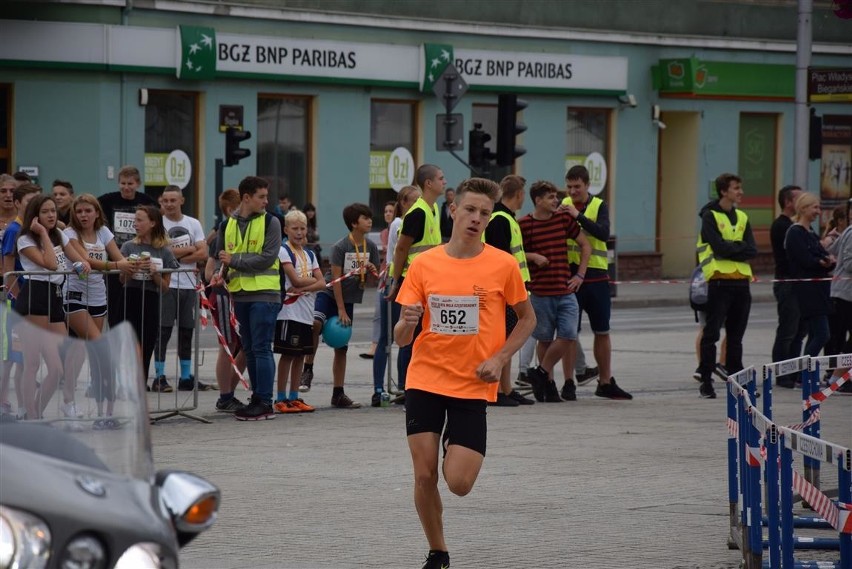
[303,203,379,408]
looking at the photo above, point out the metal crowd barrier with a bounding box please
[2,268,208,425]
[726,355,852,569]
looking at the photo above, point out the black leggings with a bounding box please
[124,287,161,383]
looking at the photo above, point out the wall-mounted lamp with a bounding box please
[617,94,637,108]
[139,88,149,106]
[651,104,666,130]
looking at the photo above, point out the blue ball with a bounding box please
[322,316,352,349]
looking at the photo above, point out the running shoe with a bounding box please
[151,376,173,393]
[508,390,535,405]
[274,400,302,414]
[560,379,577,401]
[215,397,246,413]
[526,366,548,402]
[489,392,520,407]
[235,397,275,421]
[422,550,450,569]
[544,379,563,402]
[331,392,362,409]
[576,365,600,386]
[595,378,633,400]
[289,398,315,412]
[713,363,729,380]
[699,380,717,399]
[299,368,314,392]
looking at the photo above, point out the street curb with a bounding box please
[612,293,775,309]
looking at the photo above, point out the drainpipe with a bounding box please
[792,0,811,189]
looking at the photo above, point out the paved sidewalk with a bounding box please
[149,298,850,569]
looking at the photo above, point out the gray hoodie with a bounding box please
[214,210,282,303]
[830,225,852,302]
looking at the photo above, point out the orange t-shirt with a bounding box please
[396,244,528,402]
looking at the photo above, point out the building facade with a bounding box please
[1,0,850,277]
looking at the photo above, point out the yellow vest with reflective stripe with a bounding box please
[402,197,441,277]
[224,214,280,292]
[564,196,607,270]
[483,210,530,282]
[696,209,753,280]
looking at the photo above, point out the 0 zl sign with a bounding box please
[166,150,192,190]
[388,147,414,192]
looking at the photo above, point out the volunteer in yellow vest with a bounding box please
[562,165,632,400]
[212,176,282,421]
[695,172,756,399]
[483,174,535,406]
[387,164,445,396]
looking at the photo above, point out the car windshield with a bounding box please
[0,306,153,481]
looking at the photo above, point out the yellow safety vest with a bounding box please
[401,197,441,277]
[696,209,753,280]
[224,214,280,292]
[483,210,530,282]
[564,195,607,270]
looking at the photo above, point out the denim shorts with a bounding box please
[529,293,579,341]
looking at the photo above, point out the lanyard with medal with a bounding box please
[349,234,366,289]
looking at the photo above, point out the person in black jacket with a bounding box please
[770,185,805,388]
[439,188,454,242]
[784,192,836,361]
[696,173,758,398]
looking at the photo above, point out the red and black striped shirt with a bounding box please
[518,211,581,296]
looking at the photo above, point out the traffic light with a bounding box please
[808,109,822,161]
[225,127,251,167]
[468,123,494,172]
[496,94,527,167]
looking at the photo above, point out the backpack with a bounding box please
[689,265,708,314]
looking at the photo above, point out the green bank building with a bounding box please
[1,0,850,277]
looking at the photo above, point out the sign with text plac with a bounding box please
[165,150,192,190]
[454,48,627,93]
[387,147,415,192]
[585,152,607,196]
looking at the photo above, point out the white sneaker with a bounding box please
[61,401,82,419]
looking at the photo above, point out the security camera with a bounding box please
[618,94,637,108]
[651,104,661,121]
[654,119,667,130]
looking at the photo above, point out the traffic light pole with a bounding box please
[214,158,223,227]
[439,71,485,176]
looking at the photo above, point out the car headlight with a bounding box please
[60,534,106,569]
[115,543,162,569]
[0,506,51,569]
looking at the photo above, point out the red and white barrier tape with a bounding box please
[802,371,851,410]
[606,275,852,286]
[727,406,820,440]
[786,408,821,432]
[792,469,852,534]
[283,266,382,300]
[196,284,249,390]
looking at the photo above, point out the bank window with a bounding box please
[144,91,199,216]
[0,85,10,174]
[257,96,312,210]
[737,113,778,241]
[370,99,417,230]
[566,108,611,200]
